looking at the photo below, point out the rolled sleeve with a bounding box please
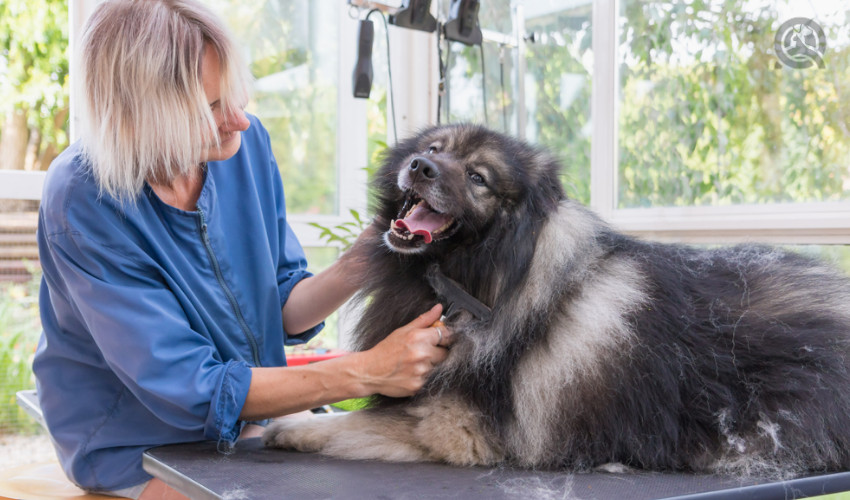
[278,267,311,310]
[279,268,324,346]
[207,360,253,443]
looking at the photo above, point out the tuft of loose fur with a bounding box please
[265,124,850,479]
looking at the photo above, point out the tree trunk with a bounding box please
[0,107,30,171]
[37,142,58,172]
[36,106,69,171]
[24,126,41,171]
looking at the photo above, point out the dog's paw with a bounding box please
[261,419,298,449]
[262,419,325,452]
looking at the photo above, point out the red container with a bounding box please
[286,350,347,366]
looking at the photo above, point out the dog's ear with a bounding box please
[528,175,565,217]
[517,149,566,219]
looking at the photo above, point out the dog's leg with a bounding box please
[262,409,430,462]
[410,394,505,466]
[262,395,504,466]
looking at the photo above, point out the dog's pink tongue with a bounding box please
[396,205,450,244]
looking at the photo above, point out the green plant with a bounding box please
[0,269,42,435]
[308,209,371,252]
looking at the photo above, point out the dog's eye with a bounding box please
[468,171,486,186]
[428,146,438,154]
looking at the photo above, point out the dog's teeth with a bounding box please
[405,200,424,219]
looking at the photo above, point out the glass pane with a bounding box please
[479,0,512,33]
[365,12,390,174]
[618,0,850,209]
[209,0,340,216]
[440,1,514,130]
[0,0,67,465]
[794,245,850,275]
[525,1,593,204]
[441,0,593,204]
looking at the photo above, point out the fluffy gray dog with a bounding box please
[264,124,850,479]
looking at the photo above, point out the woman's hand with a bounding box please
[352,303,453,398]
[242,304,453,421]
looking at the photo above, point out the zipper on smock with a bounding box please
[197,208,262,367]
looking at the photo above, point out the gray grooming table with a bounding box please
[142,438,850,499]
[17,391,850,499]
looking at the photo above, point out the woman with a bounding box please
[33,1,451,498]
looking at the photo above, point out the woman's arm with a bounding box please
[280,224,376,335]
[241,304,449,420]
[280,253,360,335]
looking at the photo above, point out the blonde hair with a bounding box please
[79,0,252,202]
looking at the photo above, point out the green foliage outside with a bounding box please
[525,7,593,203]
[619,0,850,208]
[0,0,69,171]
[306,52,393,252]
[440,2,593,202]
[0,270,41,435]
[306,86,390,252]
[446,0,850,210]
[1,0,846,224]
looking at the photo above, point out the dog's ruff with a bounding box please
[264,124,850,478]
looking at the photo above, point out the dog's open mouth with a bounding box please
[389,192,456,245]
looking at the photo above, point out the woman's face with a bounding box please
[200,45,250,163]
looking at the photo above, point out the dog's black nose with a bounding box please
[409,156,440,179]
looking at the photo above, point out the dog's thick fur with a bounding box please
[264,124,850,478]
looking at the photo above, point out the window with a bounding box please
[619,1,850,209]
[601,0,850,243]
[440,0,850,244]
[0,198,43,439]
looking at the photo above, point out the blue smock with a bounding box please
[32,114,322,491]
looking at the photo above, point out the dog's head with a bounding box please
[373,124,566,255]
